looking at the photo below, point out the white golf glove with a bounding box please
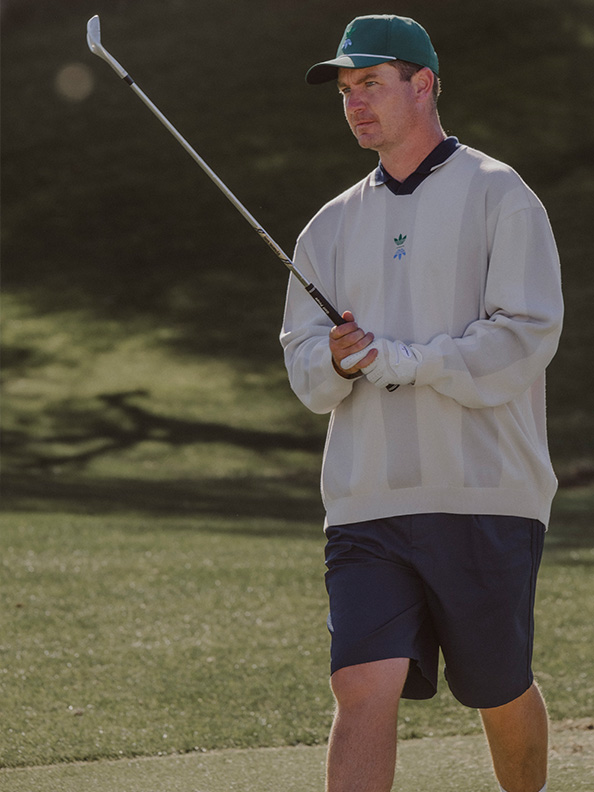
[341,339,422,388]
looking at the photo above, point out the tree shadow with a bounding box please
[1,471,325,537]
[3,389,592,545]
[4,389,323,471]
[2,389,327,534]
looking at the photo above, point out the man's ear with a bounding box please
[412,67,435,101]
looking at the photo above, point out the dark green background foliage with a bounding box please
[2,0,593,476]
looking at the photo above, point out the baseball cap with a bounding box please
[306,14,439,84]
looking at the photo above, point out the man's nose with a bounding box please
[345,90,366,112]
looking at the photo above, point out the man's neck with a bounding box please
[379,124,446,182]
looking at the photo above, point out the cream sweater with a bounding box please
[280,145,563,527]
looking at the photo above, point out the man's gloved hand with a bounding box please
[341,339,422,388]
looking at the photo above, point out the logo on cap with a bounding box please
[342,38,353,51]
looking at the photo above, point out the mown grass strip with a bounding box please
[2,727,593,792]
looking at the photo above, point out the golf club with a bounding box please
[86,15,397,391]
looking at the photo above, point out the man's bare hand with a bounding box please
[329,311,378,377]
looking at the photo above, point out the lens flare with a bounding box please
[55,63,95,102]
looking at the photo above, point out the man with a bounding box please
[280,14,563,792]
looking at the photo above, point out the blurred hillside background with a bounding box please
[2,0,593,506]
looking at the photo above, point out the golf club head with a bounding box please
[86,15,103,57]
[86,15,129,80]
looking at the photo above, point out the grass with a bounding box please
[0,514,332,767]
[3,301,590,768]
[1,494,593,769]
[3,296,592,781]
[2,729,594,792]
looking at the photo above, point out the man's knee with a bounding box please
[330,657,410,710]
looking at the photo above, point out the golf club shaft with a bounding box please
[124,82,330,300]
[88,30,343,326]
[87,17,398,390]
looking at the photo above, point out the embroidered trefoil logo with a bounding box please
[393,234,407,260]
[342,23,355,51]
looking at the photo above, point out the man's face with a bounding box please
[337,63,418,155]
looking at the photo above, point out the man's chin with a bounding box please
[356,135,379,151]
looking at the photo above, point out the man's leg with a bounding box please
[480,682,548,792]
[326,657,410,792]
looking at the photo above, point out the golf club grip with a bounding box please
[305,284,344,326]
[304,285,398,392]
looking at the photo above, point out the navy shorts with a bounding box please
[324,514,545,709]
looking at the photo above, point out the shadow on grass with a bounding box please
[5,389,324,469]
[1,472,326,537]
[4,390,592,545]
[2,389,327,535]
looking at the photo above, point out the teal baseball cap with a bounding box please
[306,14,439,84]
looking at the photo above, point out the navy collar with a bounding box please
[373,136,460,196]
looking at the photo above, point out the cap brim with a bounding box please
[305,55,395,84]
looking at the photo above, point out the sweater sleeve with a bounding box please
[414,202,563,408]
[280,233,355,415]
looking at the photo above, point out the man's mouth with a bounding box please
[354,119,376,133]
